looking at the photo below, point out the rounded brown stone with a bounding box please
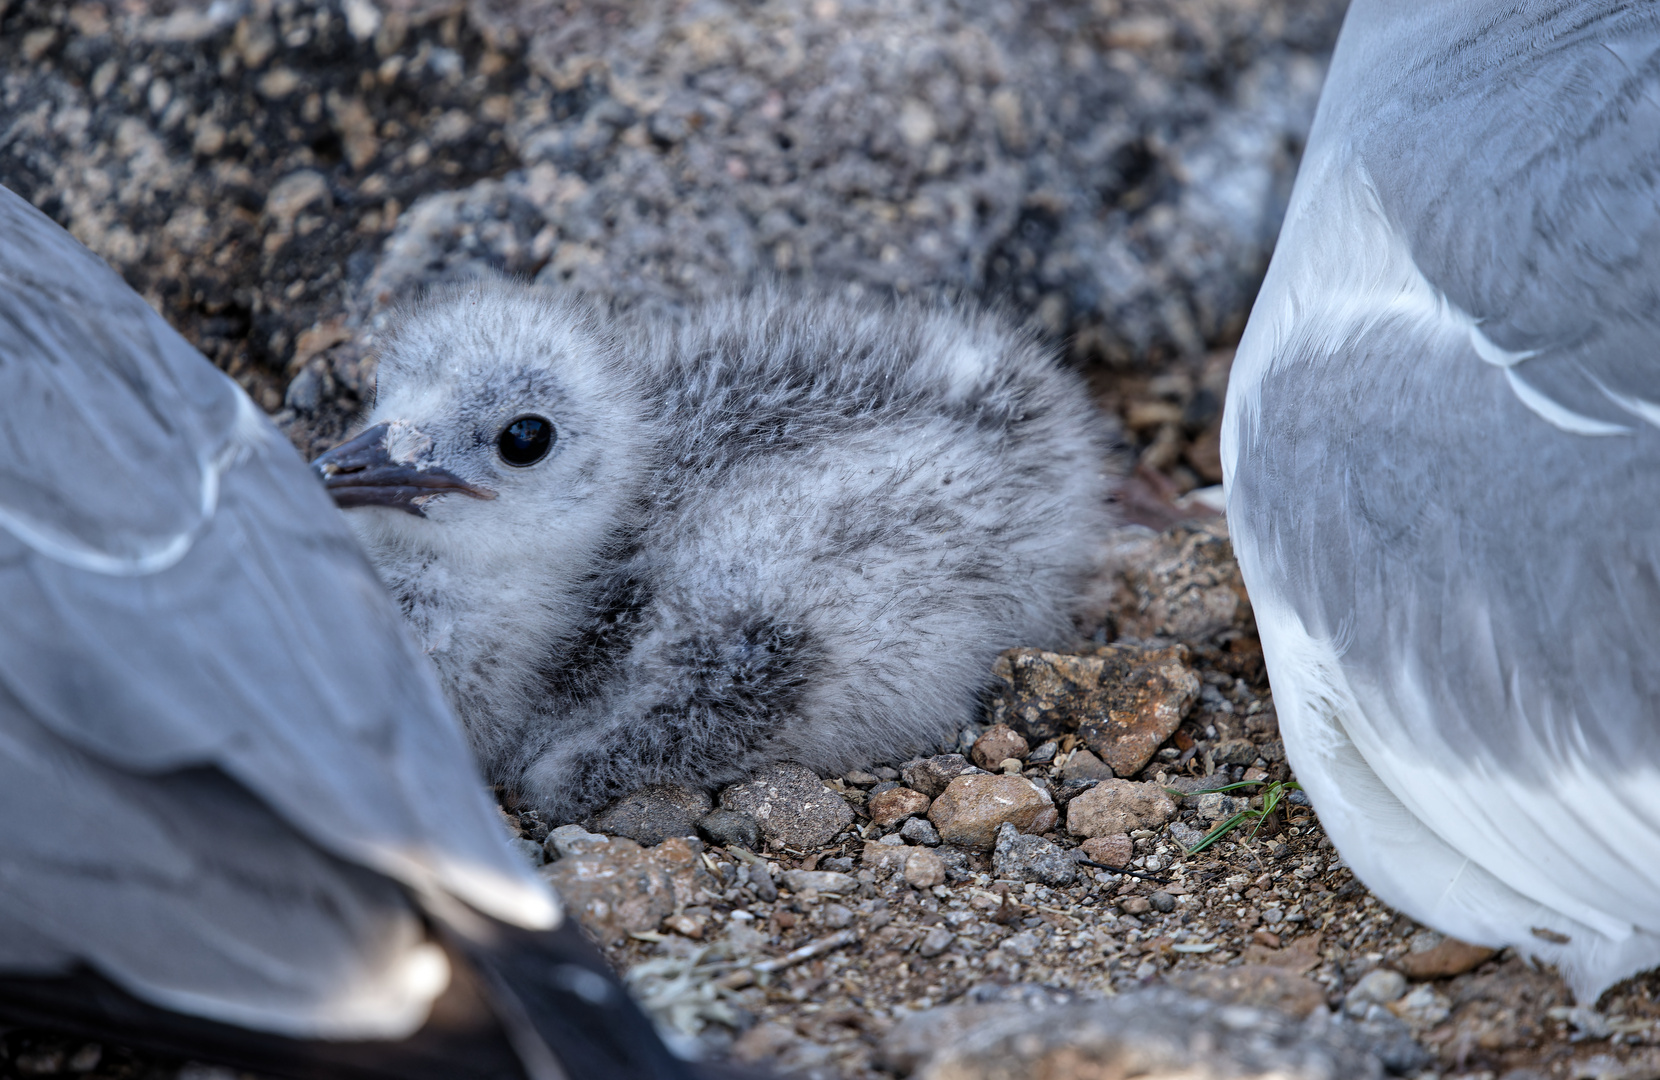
[1393,937,1497,979]
[868,786,931,826]
[971,723,1031,770]
[927,774,1057,849]
[1081,833,1134,867]
[1065,779,1177,838]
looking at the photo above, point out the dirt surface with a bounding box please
[5,1,1660,1078]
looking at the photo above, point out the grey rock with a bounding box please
[992,821,1077,887]
[1190,790,1248,824]
[900,816,942,846]
[697,809,761,851]
[1168,820,1209,850]
[903,847,946,889]
[884,989,1387,1080]
[997,931,1041,959]
[719,762,853,850]
[1343,969,1407,1015]
[1213,738,1259,766]
[1112,525,1257,644]
[878,988,1073,1074]
[917,926,956,959]
[936,846,974,883]
[901,754,977,799]
[543,835,715,946]
[1058,747,1115,782]
[745,861,779,903]
[821,903,854,930]
[960,983,1079,1008]
[781,869,859,896]
[546,823,610,860]
[1149,890,1177,913]
[1164,774,1236,796]
[589,783,711,847]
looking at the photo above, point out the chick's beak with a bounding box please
[312,422,497,517]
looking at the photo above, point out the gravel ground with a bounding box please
[5,1,1660,1078]
[498,524,1660,1080]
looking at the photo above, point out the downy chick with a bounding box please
[316,284,1117,821]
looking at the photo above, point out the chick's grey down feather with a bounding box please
[322,285,1117,820]
[1223,1,1660,1001]
[0,182,557,1041]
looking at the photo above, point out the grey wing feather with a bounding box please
[0,186,553,1027]
[0,682,431,1038]
[1337,2,1660,421]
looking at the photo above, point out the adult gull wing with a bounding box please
[1224,1,1660,1001]
[0,182,555,1036]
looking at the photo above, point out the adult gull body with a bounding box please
[0,182,698,1079]
[1224,1,1660,1001]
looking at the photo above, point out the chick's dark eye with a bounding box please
[498,415,554,466]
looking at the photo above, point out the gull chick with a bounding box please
[315,285,1117,821]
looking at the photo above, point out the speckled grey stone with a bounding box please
[720,762,854,850]
[991,821,1077,887]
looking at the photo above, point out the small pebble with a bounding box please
[782,869,859,895]
[546,823,609,859]
[904,847,946,888]
[1065,779,1177,837]
[1081,833,1134,866]
[901,753,977,798]
[971,723,1031,770]
[822,903,855,929]
[869,786,931,826]
[1059,747,1115,782]
[917,926,955,957]
[900,816,941,846]
[697,808,762,850]
[747,862,779,902]
[1343,969,1407,1015]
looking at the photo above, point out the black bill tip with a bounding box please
[312,423,496,517]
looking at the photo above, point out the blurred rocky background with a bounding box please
[0,0,1339,511]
